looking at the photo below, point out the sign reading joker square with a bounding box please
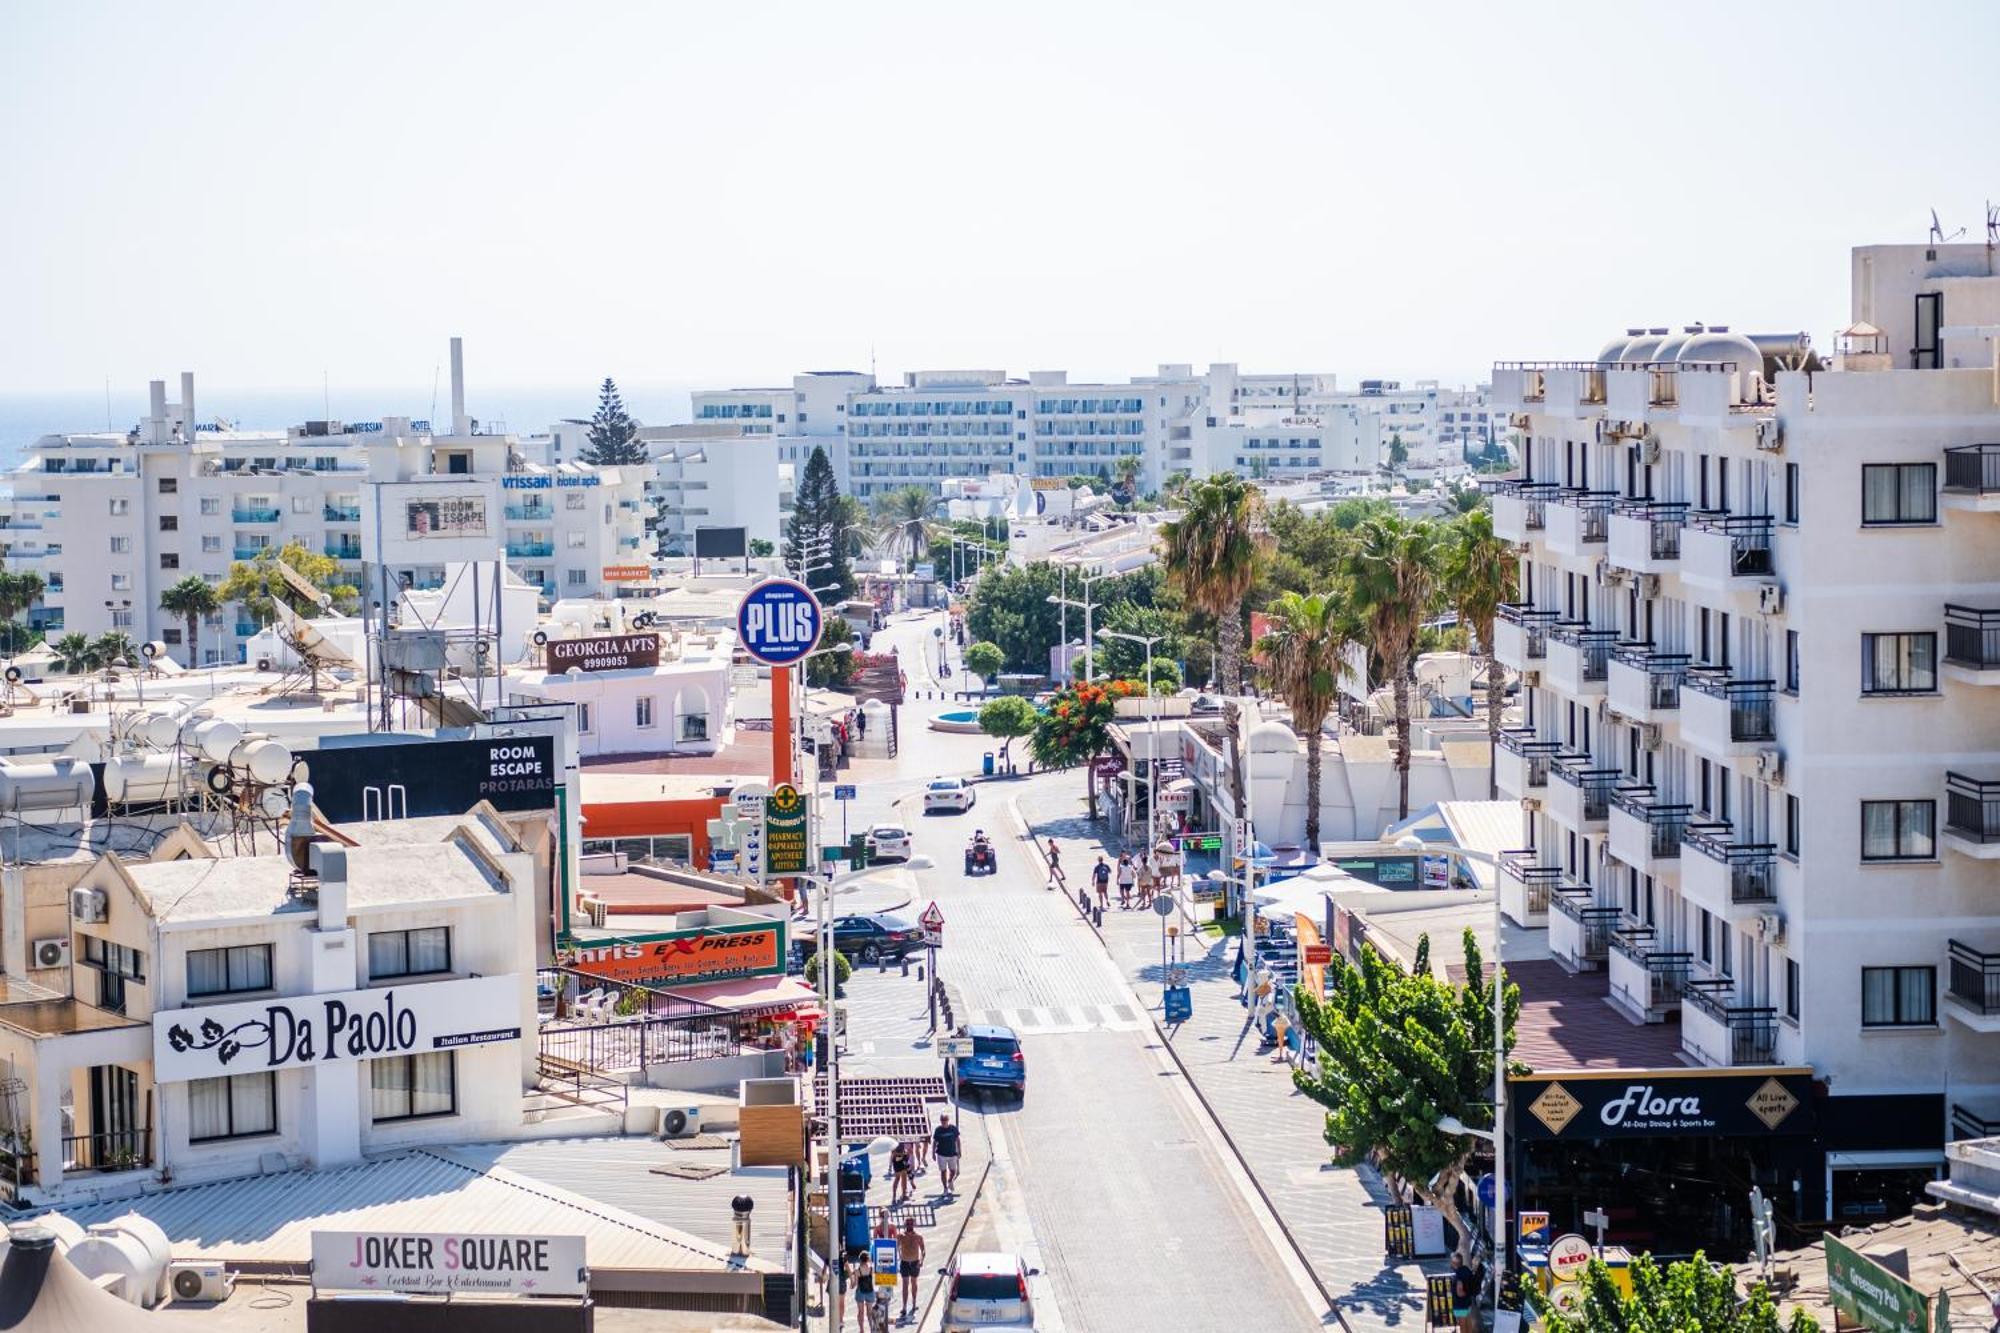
[312,1230,586,1297]
[154,975,519,1082]
[737,579,823,667]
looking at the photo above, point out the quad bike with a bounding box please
[964,837,997,876]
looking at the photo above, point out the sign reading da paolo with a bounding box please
[154,975,519,1082]
[312,1230,587,1297]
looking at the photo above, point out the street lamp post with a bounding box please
[1047,569,1107,683]
[1101,629,1166,846]
[1396,834,1507,1313]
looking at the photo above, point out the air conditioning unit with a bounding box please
[1637,574,1661,599]
[1755,748,1786,785]
[1640,723,1662,752]
[168,1261,235,1304]
[1522,797,1543,813]
[1639,437,1661,465]
[579,896,608,928]
[70,886,107,924]
[659,1105,704,1139]
[1755,912,1787,947]
[1754,420,1784,453]
[1757,583,1786,615]
[31,937,69,970]
[1597,560,1625,587]
[1509,413,1531,429]
[1522,670,1541,688]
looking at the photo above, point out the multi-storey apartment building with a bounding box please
[13,359,649,663]
[1489,242,2000,1233]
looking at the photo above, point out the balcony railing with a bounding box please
[1613,498,1687,559]
[322,504,362,522]
[1682,669,1776,741]
[1611,786,1690,858]
[1682,823,1777,902]
[1609,928,1693,1006]
[62,1125,152,1173]
[1949,940,2000,1014]
[504,504,555,521]
[231,507,280,523]
[324,544,363,561]
[1944,444,2000,495]
[1550,624,1617,681]
[1684,981,1777,1063]
[1551,757,1619,820]
[1499,850,1563,916]
[233,546,269,561]
[506,542,555,558]
[1496,730,1561,787]
[1946,605,2000,670]
[1686,512,1774,576]
[1551,892,1621,962]
[1946,772,2000,845]
[1493,480,1562,529]
[1612,645,1689,708]
[1954,1103,2000,1141]
[1499,603,1557,660]
[1559,489,1617,543]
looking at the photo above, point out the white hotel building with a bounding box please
[1490,241,2000,1220]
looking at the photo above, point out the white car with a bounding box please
[925,777,977,813]
[864,824,912,862]
[943,1252,1037,1331]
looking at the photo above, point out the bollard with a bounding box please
[1092,904,1104,928]
[900,955,911,977]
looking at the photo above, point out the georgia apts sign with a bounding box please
[153,975,520,1083]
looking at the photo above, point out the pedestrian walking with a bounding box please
[896,1219,927,1322]
[1270,1009,1293,1064]
[1045,840,1065,890]
[849,1252,877,1333]
[890,1141,914,1202]
[1450,1251,1479,1333]
[931,1114,961,1195]
[1135,853,1156,909]
[1092,855,1111,911]
[1115,852,1135,908]
[911,1132,929,1174]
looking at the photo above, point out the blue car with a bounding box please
[952,1024,1026,1096]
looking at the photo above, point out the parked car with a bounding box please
[950,1024,1026,1096]
[864,823,912,861]
[831,913,924,962]
[942,1251,1038,1331]
[925,777,977,813]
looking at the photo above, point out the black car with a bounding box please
[829,913,924,962]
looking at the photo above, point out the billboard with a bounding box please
[311,1231,587,1298]
[297,735,557,822]
[404,495,487,538]
[694,526,748,559]
[564,922,787,986]
[546,633,660,675]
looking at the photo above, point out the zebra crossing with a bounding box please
[968,1001,1149,1036]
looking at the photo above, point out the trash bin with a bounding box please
[841,1198,870,1255]
[982,752,995,776]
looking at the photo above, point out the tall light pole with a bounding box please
[1047,569,1107,683]
[1396,834,1506,1313]
[1101,629,1166,845]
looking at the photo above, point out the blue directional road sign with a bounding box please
[1163,984,1193,1024]
[736,578,824,667]
[834,785,857,801]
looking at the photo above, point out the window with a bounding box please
[636,696,655,728]
[111,573,132,591]
[1785,958,1801,1020]
[110,537,131,554]
[159,515,178,532]
[1861,966,1935,1027]
[1785,630,1800,694]
[163,628,180,645]
[371,1051,455,1122]
[1784,463,1800,525]
[158,478,176,494]
[109,498,129,516]
[1861,799,1936,861]
[367,927,450,979]
[160,554,179,571]
[202,535,222,554]
[1861,463,1936,525]
[566,569,587,586]
[186,944,272,997]
[1698,908,1714,964]
[188,1072,276,1142]
[578,703,592,733]
[1862,632,1937,694]
[1785,794,1801,857]
[566,531,586,549]
[111,610,133,629]
[566,492,586,510]
[82,937,144,1014]
[199,497,220,516]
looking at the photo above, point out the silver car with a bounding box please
[943,1251,1036,1331]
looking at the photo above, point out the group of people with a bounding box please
[841,1113,962,1329]
[1089,849,1170,911]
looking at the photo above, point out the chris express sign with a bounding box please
[312,1230,587,1297]
[153,975,520,1082]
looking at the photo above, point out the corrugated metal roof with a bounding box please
[1439,799,1525,890]
[47,1146,778,1277]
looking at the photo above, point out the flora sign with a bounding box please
[154,975,519,1082]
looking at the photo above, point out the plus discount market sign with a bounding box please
[737,579,823,667]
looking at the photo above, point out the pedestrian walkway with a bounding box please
[1017,786,1447,1332]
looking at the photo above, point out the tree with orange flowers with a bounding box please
[1028,678,1144,820]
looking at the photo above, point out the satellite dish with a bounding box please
[140,641,160,660]
[532,630,549,646]
[4,667,20,684]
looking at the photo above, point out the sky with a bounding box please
[4,0,1999,407]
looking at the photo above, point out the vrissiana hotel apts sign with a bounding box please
[153,975,520,1082]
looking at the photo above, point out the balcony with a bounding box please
[1494,603,1557,673]
[231,507,280,523]
[1546,490,1615,558]
[1540,365,1607,418]
[1682,981,1778,1066]
[324,543,363,561]
[1680,669,1775,756]
[62,1125,153,1175]
[1608,787,1688,874]
[1608,927,1692,1022]
[1494,730,1560,796]
[1607,499,1686,572]
[1550,891,1621,972]
[1945,605,2000,686]
[234,621,263,637]
[1491,481,1560,544]
[1946,940,2000,1031]
[1680,823,1776,918]
[1546,624,1616,696]
[506,542,555,559]
[504,504,555,522]
[1944,772,2000,860]
[1490,364,1545,410]
[1548,755,1617,830]
[233,546,270,561]
[1953,1104,2000,1141]
[322,504,361,523]
[1498,850,1562,927]
[1608,646,1688,722]
[1943,444,2000,513]
[1681,513,1774,590]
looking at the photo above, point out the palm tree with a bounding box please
[1442,509,1517,797]
[1160,474,1267,695]
[51,632,98,675]
[873,486,940,572]
[1346,514,1443,820]
[1113,454,1142,502]
[0,570,45,654]
[160,575,222,669]
[1256,590,1362,848]
[92,631,138,669]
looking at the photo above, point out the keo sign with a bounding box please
[737,579,824,667]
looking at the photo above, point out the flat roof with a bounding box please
[0,995,147,1039]
[125,834,512,925]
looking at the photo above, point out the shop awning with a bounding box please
[669,974,819,1015]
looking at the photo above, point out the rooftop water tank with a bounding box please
[186,718,242,764]
[1677,329,1766,404]
[0,758,94,815]
[104,754,185,807]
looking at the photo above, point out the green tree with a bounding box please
[749,538,775,558]
[581,377,645,466]
[964,563,1065,675]
[92,631,138,667]
[0,570,46,630]
[801,948,852,997]
[1113,454,1142,502]
[873,486,941,573]
[1293,929,1518,1248]
[1093,601,1186,684]
[1094,464,1113,491]
[977,694,1038,766]
[1442,509,1516,797]
[217,542,358,628]
[1345,515,1442,819]
[159,574,221,668]
[806,615,855,689]
[783,446,856,601]
[963,640,1005,684]
[1028,678,1142,820]
[1256,590,1362,848]
[1387,434,1409,470]
[1536,1254,1818,1333]
[51,632,98,674]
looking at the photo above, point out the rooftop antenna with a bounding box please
[430,362,441,428]
[1930,208,1965,245]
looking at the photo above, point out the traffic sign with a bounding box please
[1478,1173,1495,1209]
[1163,984,1192,1023]
[1547,1233,1593,1284]
[736,578,824,667]
[822,845,850,862]
[936,1037,974,1059]
[872,1237,899,1286]
[1151,895,1175,917]
[918,902,945,931]
[834,784,857,801]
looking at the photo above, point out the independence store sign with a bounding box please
[298,735,556,822]
[313,1230,587,1297]
[154,975,519,1082]
[1512,1069,1817,1141]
